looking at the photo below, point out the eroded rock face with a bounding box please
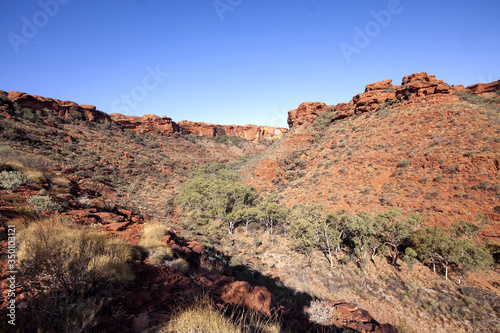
[1,90,287,143]
[467,80,500,96]
[286,72,492,129]
[179,121,287,142]
[111,113,180,135]
[287,102,329,128]
[350,72,455,114]
[111,116,287,142]
[5,91,111,123]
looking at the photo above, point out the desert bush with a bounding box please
[139,222,173,264]
[27,195,62,212]
[51,175,71,187]
[306,300,334,326]
[16,293,102,333]
[165,307,240,333]
[166,258,190,273]
[142,222,168,241]
[138,238,173,265]
[313,110,334,130]
[456,90,500,106]
[76,195,93,208]
[18,217,134,293]
[158,300,281,333]
[397,159,411,168]
[0,170,29,190]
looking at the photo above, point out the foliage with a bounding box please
[27,194,62,212]
[287,204,323,261]
[456,90,500,106]
[18,217,134,295]
[376,210,420,264]
[176,163,258,235]
[139,223,173,265]
[0,170,29,190]
[410,226,493,282]
[176,163,289,239]
[306,300,334,326]
[160,299,281,333]
[166,258,190,274]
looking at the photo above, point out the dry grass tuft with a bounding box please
[139,222,173,265]
[19,216,134,291]
[142,222,169,241]
[165,258,190,274]
[138,238,173,265]
[154,300,282,333]
[165,307,241,333]
[50,174,71,187]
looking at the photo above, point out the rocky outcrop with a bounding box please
[179,120,287,142]
[350,72,456,114]
[287,102,330,128]
[466,79,500,96]
[1,90,286,143]
[217,281,272,316]
[111,113,180,135]
[286,72,483,128]
[177,120,220,137]
[326,301,398,333]
[3,91,110,123]
[110,115,286,143]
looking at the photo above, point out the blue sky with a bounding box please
[1,0,499,127]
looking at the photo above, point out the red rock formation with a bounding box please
[1,90,286,142]
[111,113,180,135]
[217,281,272,316]
[286,72,481,129]
[178,120,219,137]
[467,79,500,96]
[178,120,287,142]
[5,91,110,123]
[287,102,329,128]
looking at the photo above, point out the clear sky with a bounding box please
[1,0,499,128]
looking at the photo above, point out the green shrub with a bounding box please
[0,170,29,190]
[27,195,62,212]
[397,159,411,168]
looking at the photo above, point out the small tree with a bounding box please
[317,217,341,268]
[257,198,289,240]
[287,204,324,264]
[411,226,454,280]
[377,210,420,264]
[452,221,480,240]
[343,211,381,268]
[402,247,418,271]
[451,240,493,284]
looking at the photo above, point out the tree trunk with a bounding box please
[445,262,448,280]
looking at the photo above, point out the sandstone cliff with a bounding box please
[0,90,111,123]
[110,115,287,143]
[0,90,287,143]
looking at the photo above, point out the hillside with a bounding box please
[0,72,499,333]
[243,73,500,242]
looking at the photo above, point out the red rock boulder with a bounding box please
[287,102,329,128]
[217,281,271,316]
